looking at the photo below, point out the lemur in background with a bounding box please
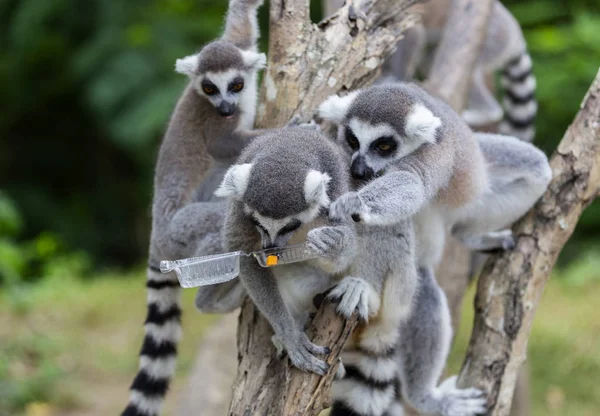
[121,0,266,414]
[325,0,538,142]
[318,83,551,415]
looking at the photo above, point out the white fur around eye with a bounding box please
[175,54,198,77]
[318,90,360,125]
[304,170,331,207]
[214,163,253,199]
[405,103,442,144]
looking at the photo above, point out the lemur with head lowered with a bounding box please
[215,126,487,415]
[121,0,267,415]
[325,0,538,142]
[317,83,551,415]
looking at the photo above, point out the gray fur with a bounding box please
[218,128,351,374]
[123,0,266,415]
[319,83,551,416]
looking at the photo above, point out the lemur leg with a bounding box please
[396,268,486,416]
[462,68,504,127]
[451,133,552,250]
[330,223,418,416]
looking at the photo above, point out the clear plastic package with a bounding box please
[160,242,317,288]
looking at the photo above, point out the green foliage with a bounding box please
[0,0,598,269]
[0,193,91,286]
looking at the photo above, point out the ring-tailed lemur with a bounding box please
[317,83,551,415]
[122,0,267,415]
[324,0,538,142]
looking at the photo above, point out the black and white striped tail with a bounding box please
[499,50,537,142]
[330,333,400,416]
[122,266,182,416]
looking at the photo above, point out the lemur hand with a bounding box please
[328,192,367,223]
[272,329,330,375]
[307,225,356,265]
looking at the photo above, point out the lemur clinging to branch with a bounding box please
[325,0,538,142]
[317,83,551,416]
[121,0,266,414]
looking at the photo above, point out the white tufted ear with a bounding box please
[318,90,360,125]
[304,170,332,207]
[175,54,199,77]
[214,163,253,199]
[241,50,267,70]
[405,103,442,144]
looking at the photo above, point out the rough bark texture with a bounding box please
[255,0,422,127]
[457,69,600,416]
[228,1,423,414]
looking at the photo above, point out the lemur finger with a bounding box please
[303,338,331,356]
[357,291,369,321]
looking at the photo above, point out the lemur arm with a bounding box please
[206,128,268,161]
[329,169,428,226]
[223,201,330,375]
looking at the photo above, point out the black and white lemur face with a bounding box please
[215,160,333,250]
[175,40,265,117]
[319,85,442,181]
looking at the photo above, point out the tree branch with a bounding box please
[457,68,600,416]
[228,0,423,414]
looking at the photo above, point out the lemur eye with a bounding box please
[201,81,218,96]
[229,77,245,93]
[278,220,301,236]
[346,129,359,150]
[372,136,397,156]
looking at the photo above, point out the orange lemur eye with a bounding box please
[232,83,244,92]
[201,80,218,96]
[377,143,391,151]
[203,86,214,94]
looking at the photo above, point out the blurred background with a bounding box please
[0,0,599,415]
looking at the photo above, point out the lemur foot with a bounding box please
[327,276,377,321]
[272,330,331,375]
[459,229,515,253]
[461,107,504,127]
[438,376,487,416]
[286,115,321,131]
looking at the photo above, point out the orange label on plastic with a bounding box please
[266,255,278,266]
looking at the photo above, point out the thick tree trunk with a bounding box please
[227,1,423,414]
[457,68,600,415]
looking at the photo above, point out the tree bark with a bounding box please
[228,1,423,414]
[457,68,600,416]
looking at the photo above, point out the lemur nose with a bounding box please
[218,101,236,117]
[351,156,375,180]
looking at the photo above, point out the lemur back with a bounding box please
[122,1,266,415]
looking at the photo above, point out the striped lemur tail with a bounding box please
[122,267,182,416]
[498,50,537,142]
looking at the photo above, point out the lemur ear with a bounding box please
[318,90,360,125]
[405,103,442,144]
[175,54,199,77]
[304,170,332,207]
[215,163,253,199]
[241,50,267,70]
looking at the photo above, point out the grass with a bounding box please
[0,255,599,416]
[0,270,217,416]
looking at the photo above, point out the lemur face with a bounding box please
[197,70,246,117]
[319,86,442,182]
[215,164,331,250]
[342,119,400,181]
[175,41,266,118]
